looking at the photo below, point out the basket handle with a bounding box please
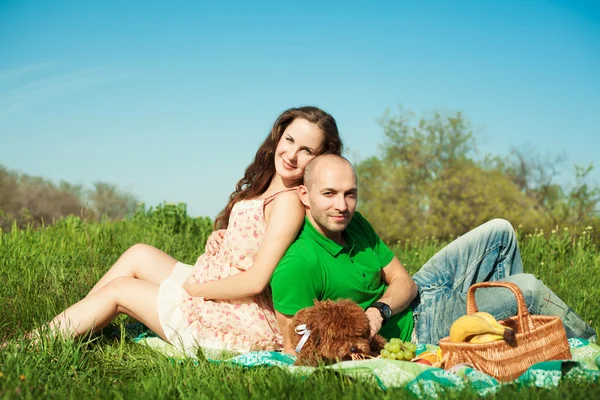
[466,281,535,334]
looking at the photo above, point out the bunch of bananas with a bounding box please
[449,312,516,345]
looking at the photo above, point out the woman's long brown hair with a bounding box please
[214,106,343,229]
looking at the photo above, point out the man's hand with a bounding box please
[182,274,202,297]
[205,229,226,256]
[365,307,383,339]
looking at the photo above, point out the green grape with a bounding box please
[384,343,392,352]
[380,349,390,358]
[387,352,397,360]
[390,338,401,345]
[388,343,401,353]
[404,342,417,352]
[403,349,413,360]
[395,352,406,361]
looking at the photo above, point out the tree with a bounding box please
[427,161,541,238]
[492,148,600,230]
[563,164,600,228]
[88,182,138,220]
[0,164,85,230]
[356,108,544,242]
[0,165,140,231]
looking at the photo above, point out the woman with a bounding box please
[29,106,343,356]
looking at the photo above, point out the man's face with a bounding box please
[301,160,357,239]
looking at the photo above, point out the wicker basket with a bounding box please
[438,281,571,382]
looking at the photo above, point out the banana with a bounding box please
[468,333,505,344]
[472,311,517,345]
[449,315,505,342]
[472,311,506,330]
[449,314,516,345]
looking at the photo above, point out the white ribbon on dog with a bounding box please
[294,324,311,354]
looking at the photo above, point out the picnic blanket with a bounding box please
[130,325,600,397]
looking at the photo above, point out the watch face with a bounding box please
[382,304,392,318]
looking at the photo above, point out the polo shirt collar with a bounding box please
[302,217,353,257]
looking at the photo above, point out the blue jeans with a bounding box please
[411,218,597,344]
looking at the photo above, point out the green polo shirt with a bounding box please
[270,211,414,341]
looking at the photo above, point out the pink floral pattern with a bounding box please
[178,193,292,352]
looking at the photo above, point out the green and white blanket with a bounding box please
[133,330,600,397]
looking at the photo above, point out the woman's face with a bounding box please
[274,118,324,183]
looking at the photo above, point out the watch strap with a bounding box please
[369,301,391,324]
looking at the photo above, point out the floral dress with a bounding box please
[156,189,295,357]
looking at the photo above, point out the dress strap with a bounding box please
[263,187,299,206]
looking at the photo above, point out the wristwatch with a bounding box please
[368,301,392,324]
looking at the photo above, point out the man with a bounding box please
[270,154,596,353]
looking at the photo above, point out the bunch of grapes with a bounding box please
[380,338,417,361]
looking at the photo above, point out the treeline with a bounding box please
[355,108,600,243]
[2,108,599,243]
[0,164,138,232]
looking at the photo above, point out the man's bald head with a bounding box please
[299,154,358,241]
[303,154,357,190]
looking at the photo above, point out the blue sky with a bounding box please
[1,0,599,218]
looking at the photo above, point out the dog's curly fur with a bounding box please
[290,299,388,366]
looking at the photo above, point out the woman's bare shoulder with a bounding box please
[273,188,301,202]
[264,189,304,223]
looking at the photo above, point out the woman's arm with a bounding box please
[182,190,305,299]
[204,229,226,256]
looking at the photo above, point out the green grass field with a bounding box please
[1,208,599,399]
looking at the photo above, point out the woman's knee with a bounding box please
[121,244,161,268]
[125,243,155,258]
[103,276,134,300]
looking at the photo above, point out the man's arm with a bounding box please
[275,311,297,355]
[366,255,418,337]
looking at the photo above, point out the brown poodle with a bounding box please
[290,299,388,366]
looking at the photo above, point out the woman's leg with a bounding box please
[87,244,178,297]
[46,276,168,341]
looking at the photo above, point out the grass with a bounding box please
[1,207,599,399]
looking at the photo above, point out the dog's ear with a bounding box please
[291,305,329,366]
[289,307,311,347]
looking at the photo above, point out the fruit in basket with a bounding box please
[471,312,517,346]
[449,314,516,344]
[468,333,505,344]
[380,338,417,361]
[449,315,501,342]
[473,311,506,330]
